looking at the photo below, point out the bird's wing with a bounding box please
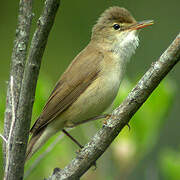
[30,45,104,134]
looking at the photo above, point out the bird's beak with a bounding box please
[129,20,154,30]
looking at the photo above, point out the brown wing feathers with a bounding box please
[30,46,103,135]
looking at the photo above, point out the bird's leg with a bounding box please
[63,114,111,170]
[63,114,111,150]
[62,129,84,149]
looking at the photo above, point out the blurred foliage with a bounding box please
[0,0,180,179]
[160,148,180,180]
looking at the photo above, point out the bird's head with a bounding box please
[92,7,153,44]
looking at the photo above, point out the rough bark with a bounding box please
[3,0,33,179]
[4,0,33,159]
[3,0,61,179]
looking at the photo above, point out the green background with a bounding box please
[0,0,180,179]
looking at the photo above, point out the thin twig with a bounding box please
[0,134,7,143]
[47,33,180,179]
[8,76,16,143]
[4,76,17,180]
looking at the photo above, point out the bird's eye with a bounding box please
[113,24,120,30]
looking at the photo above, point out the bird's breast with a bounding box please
[62,55,125,127]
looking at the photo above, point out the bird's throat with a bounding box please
[112,30,139,63]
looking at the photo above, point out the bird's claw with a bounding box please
[103,114,111,125]
[92,161,97,170]
[126,123,131,131]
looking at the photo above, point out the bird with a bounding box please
[26,6,153,161]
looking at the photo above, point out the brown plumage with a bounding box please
[97,7,136,24]
[92,7,136,34]
[26,6,153,161]
[26,44,103,160]
[30,47,103,135]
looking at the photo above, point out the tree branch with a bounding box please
[3,0,33,161]
[3,0,61,179]
[47,33,180,180]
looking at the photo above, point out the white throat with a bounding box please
[112,31,139,63]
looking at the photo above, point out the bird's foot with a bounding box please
[126,123,131,131]
[103,114,111,125]
[92,161,97,170]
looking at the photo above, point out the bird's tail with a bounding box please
[25,127,45,162]
[25,119,66,162]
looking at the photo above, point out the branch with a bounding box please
[47,33,180,180]
[3,0,61,179]
[3,0,33,161]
